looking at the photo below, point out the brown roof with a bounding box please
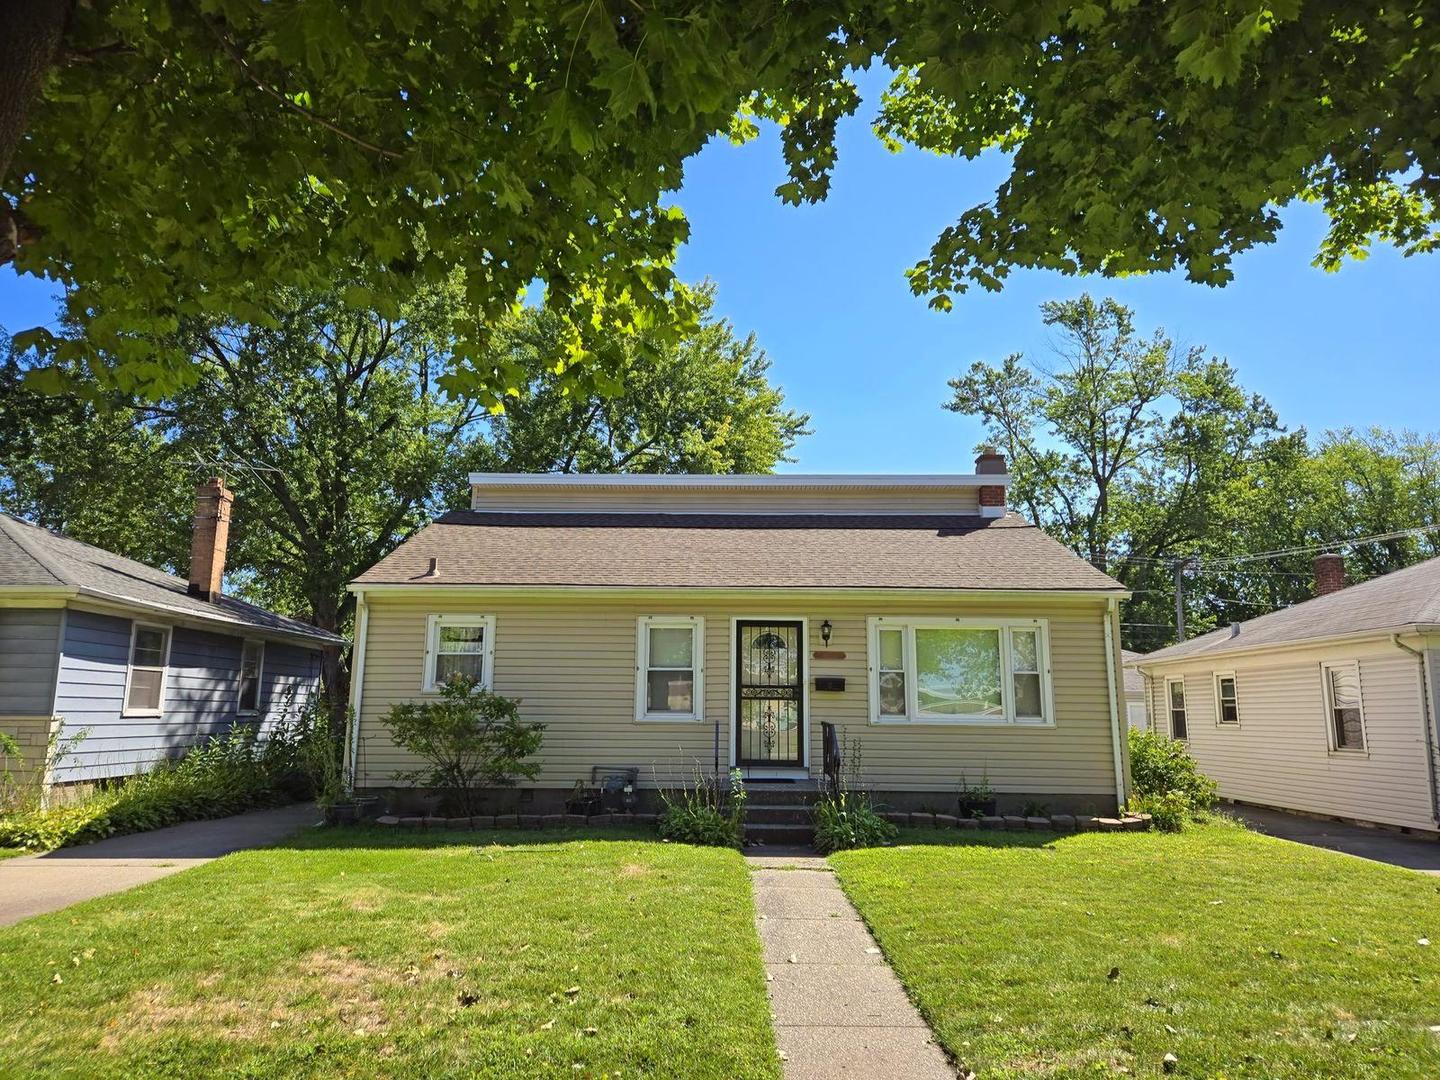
[1139,554,1440,664]
[352,512,1125,593]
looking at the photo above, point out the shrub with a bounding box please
[811,791,897,854]
[1129,728,1218,809]
[659,768,746,848]
[383,675,544,815]
[1130,789,1193,832]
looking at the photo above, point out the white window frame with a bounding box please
[1165,676,1189,741]
[1213,671,1240,726]
[122,621,171,718]
[422,614,496,693]
[1321,659,1368,754]
[865,617,1055,726]
[237,639,265,716]
[634,615,704,722]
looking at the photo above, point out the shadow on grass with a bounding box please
[278,823,669,855]
[883,827,1102,852]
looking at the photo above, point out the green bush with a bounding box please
[1129,728,1218,808]
[0,704,334,852]
[811,791,897,854]
[1130,789,1193,832]
[659,768,746,848]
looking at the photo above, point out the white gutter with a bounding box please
[467,472,1011,489]
[1135,624,1440,671]
[1104,598,1127,812]
[345,591,370,793]
[1393,635,1440,828]
[344,583,1130,601]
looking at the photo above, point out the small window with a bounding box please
[1010,628,1044,722]
[238,640,265,714]
[876,628,907,716]
[423,615,495,691]
[1166,677,1188,740]
[1215,673,1239,725]
[1322,661,1366,751]
[125,623,170,715]
[636,616,703,721]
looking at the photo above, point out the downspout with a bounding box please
[1392,634,1440,827]
[1104,598,1127,812]
[346,590,370,793]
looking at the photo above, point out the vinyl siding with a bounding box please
[49,609,324,783]
[470,487,982,515]
[1144,639,1437,832]
[352,592,1121,804]
[0,608,62,715]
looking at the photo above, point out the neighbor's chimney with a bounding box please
[188,477,234,601]
[975,446,1008,518]
[1314,552,1346,597]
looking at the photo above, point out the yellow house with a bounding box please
[346,452,1131,818]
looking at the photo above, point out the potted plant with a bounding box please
[956,771,997,818]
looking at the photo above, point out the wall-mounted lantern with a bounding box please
[820,619,833,645]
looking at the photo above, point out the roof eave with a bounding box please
[467,472,1011,489]
[67,587,346,647]
[347,581,1129,600]
[1135,623,1438,668]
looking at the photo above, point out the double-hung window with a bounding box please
[124,623,170,716]
[867,618,1051,725]
[1322,661,1366,752]
[1214,673,1240,725]
[1166,677,1189,740]
[635,616,703,721]
[423,615,495,691]
[238,640,265,714]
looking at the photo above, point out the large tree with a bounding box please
[5,2,1437,398]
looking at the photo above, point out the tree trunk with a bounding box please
[307,591,352,740]
[1,0,69,261]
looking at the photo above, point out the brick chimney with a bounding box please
[188,478,234,601]
[1314,552,1346,597]
[975,446,1007,518]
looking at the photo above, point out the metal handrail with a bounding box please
[821,721,841,796]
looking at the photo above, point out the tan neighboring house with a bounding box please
[1121,650,1150,731]
[345,453,1133,814]
[1135,554,1440,836]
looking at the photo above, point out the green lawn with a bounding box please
[0,827,781,1079]
[831,824,1440,1079]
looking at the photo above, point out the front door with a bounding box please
[735,620,804,767]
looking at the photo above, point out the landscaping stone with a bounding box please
[1003,815,1028,831]
[472,815,497,829]
[494,814,520,828]
[933,814,959,828]
[588,813,612,826]
[1123,814,1152,831]
[1025,816,1051,831]
[979,816,1005,830]
[1076,815,1100,831]
[563,813,589,827]
[517,814,543,829]
[445,817,470,829]
[375,815,399,827]
[1097,817,1125,832]
[956,818,979,830]
[633,813,658,827]
[882,812,909,826]
[909,812,935,827]
[399,816,423,828]
[1050,814,1076,830]
[611,813,635,826]
[541,814,565,828]
[422,816,446,829]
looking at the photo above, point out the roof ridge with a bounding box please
[0,513,69,586]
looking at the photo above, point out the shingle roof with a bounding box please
[352,511,1126,593]
[1138,555,1440,664]
[1120,649,1146,695]
[0,513,344,645]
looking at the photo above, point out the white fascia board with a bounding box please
[1133,624,1433,670]
[467,472,1011,489]
[344,582,1128,601]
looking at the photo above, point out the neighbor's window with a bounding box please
[635,616,703,721]
[423,614,495,691]
[238,640,264,714]
[124,623,170,715]
[1166,677,1189,740]
[1215,673,1240,724]
[868,618,1050,724]
[1322,661,1366,751]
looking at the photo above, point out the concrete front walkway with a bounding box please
[0,802,320,927]
[747,849,954,1079]
[1232,804,1440,874]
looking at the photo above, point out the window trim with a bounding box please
[634,615,705,722]
[865,617,1055,727]
[1213,671,1240,726]
[422,614,496,693]
[122,621,171,718]
[1321,659,1368,754]
[1165,675,1189,741]
[237,639,266,716]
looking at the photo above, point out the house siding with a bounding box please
[1143,639,1438,833]
[351,592,1122,808]
[0,608,62,715]
[48,608,324,783]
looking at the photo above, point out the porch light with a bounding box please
[820,619,833,645]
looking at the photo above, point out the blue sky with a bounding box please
[5,67,1437,474]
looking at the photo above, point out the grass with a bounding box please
[831,823,1440,1079]
[0,827,781,1079]
[0,846,26,860]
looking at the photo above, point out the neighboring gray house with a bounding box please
[1136,554,1440,836]
[0,479,343,792]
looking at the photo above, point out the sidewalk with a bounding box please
[0,802,320,927]
[747,849,955,1080]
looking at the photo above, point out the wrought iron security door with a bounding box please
[735,621,804,766]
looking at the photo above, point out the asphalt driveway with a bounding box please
[1231,804,1440,874]
[0,802,320,926]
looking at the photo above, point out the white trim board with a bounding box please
[469,472,1011,489]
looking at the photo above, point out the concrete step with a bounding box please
[747,805,816,825]
[742,784,823,806]
[745,822,815,846]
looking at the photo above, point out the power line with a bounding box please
[1200,523,1440,567]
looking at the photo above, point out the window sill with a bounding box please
[869,716,1055,729]
[1327,747,1370,758]
[634,715,704,724]
[122,709,163,719]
